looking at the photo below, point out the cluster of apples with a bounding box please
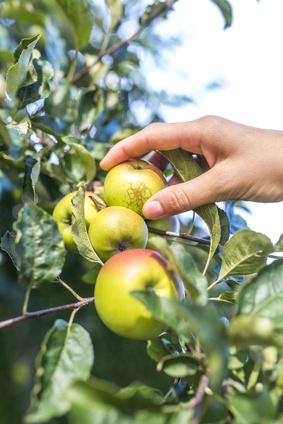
[53,159,185,340]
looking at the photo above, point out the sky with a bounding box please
[142,0,283,243]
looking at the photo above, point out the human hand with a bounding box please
[100,116,283,219]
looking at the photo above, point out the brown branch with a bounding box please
[0,297,94,330]
[148,227,211,245]
[191,374,209,424]
[71,0,179,84]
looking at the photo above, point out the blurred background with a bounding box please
[0,0,282,423]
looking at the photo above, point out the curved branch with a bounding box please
[0,297,94,330]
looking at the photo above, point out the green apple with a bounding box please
[53,191,105,253]
[146,215,180,247]
[103,159,167,216]
[94,248,185,340]
[88,206,148,262]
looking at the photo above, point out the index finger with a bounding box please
[99,120,203,170]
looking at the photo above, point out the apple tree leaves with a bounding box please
[1,203,65,289]
[24,319,94,423]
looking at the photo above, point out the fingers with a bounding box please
[100,120,204,170]
[142,166,229,218]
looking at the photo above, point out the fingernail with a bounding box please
[143,200,164,219]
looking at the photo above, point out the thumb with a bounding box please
[142,167,227,218]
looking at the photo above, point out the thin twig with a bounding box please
[0,297,94,330]
[191,374,209,424]
[148,227,210,245]
[71,0,179,84]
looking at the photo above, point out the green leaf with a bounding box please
[0,231,19,270]
[210,0,233,29]
[133,292,228,392]
[23,155,41,202]
[159,148,230,274]
[0,119,12,148]
[13,204,66,289]
[147,232,208,305]
[218,230,274,281]
[63,136,96,183]
[65,377,166,424]
[274,234,283,252]
[0,49,14,64]
[77,88,104,132]
[157,354,200,377]
[105,0,124,33]
[228,315,281,348]
[55,0,93,49]
[139,0,170,26]
[147,333,184,363]
[6,34,41,101]
[24,319,94,423]
[82,263,102,284]
[17,59,54,108]
[229,388,276,424]
[236,258,283,331]
[71,188,103,264]
[0,1,47,26]
[63,150,86,183]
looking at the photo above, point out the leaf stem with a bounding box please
[208,297,235,304]
[22,285,32,315]
[57,277,85,301]
[0,297,94,330]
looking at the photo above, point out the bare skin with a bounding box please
[100,116,283,219]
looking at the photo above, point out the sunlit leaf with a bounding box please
[228,315,281,348]
[71,188,103,264]
[210,0,233,29]
[13,204,65,289]
[0,49,14,64]
[55,0,93,49]
[0,1,47,26]
[6,34,41,101]
[218,230,274,280]
[274,234,283,252]
[105,0,123,33]
[236,258,283,331]
[24,319,94,423]
[63,136,96,183]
